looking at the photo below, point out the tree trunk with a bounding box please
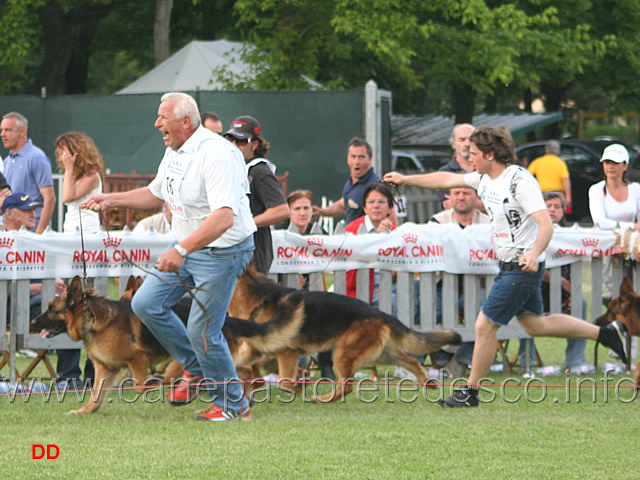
[154,0,174,65]
[452,84,475,125]
[34,2,121,95]
[540,82,567,138]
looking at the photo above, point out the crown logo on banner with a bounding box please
[0,237,14,249]
[103,237,122,248]
[402,233,418,244]
[306,237,324,247]
[581,237,599,247]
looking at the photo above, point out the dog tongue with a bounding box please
[39,330,51,339]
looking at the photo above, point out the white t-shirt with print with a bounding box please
[464,165,546,263]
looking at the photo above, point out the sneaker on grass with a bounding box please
[196,405,251,422]
[597,321,629,365]
[439,386,479,408]
[169,371,203,406]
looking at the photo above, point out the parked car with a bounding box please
[627,150,640,183]
[392,149,452,173]
[514,140,630,223]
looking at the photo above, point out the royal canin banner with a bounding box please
[270,223,629,274]
[0,224,629,279]
[0,229,174,280]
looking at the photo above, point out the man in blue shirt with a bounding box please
[1,112,56,233]
[314,137,395,224]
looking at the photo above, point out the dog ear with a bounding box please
[66,276,84,309]
[620,277,635,297]
[135,276,143,291]
[246,257,257,274]
[125,275,137,291]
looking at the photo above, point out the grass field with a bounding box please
[2,338,638,480]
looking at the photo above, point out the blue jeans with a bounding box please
[435,283,476,366]
[132,237,254,412]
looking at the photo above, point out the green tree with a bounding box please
[228,0,637,126]
[571,0,640,113]
[0,0,235,95]
[0,0,44,94]
[228,0,547,120]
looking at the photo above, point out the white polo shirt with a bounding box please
[148,126,256,248]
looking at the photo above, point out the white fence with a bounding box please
[1,226,635,384]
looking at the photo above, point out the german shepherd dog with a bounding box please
[31,276,245,414]
[228,288,462,403]
[34,271,461,409]
[594,277,639,386]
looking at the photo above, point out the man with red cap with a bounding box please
[224,116,289,274]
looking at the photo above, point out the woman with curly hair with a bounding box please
[53,131,105,388]
[55,131,105,233]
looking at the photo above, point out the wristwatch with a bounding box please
[174,244,188,257]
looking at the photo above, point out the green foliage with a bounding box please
[0,0,45,93]
[232,0,338,90]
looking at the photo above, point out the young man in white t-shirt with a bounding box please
[384,125,629,408]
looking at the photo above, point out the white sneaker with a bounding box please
[393,366,417,381]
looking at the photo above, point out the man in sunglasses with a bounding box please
[224,116,289,274]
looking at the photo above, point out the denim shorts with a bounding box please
[481,263,545,326]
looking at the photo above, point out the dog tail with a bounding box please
[224,291,306,354]
[401,329,462,355]
[223,316,268,339]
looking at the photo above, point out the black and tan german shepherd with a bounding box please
[119,268,461,403]
[228,287,462,403]
[31,276,245,414]
[34,271,461,410]
[594,277,639,386]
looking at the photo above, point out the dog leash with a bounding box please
[78,208,90,292]
[94,210,214,354]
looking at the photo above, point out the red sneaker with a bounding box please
[196,404,251,422]
[168,371,203,406]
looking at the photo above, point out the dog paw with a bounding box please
[311,394,332,404]
[67,407,91,415]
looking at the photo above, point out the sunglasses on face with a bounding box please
[225,135,251,146]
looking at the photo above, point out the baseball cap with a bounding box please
[600,144,629,164]
[2,192,42,213]
[224,116,261,140]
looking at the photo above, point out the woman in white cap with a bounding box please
[589,143,640,230]
[588,143,640,302]
[589,143,640,365]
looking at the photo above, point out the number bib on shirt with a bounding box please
[165,155,190,214]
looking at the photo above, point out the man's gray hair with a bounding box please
[2,111,28,130]
[449,123,474,146]
[545,140,560,155]
[160,92,201,127]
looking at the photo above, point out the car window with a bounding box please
[559,145,594,167]
[417,154,450,172]
[395,155,417,171]
[517,146,545,165]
